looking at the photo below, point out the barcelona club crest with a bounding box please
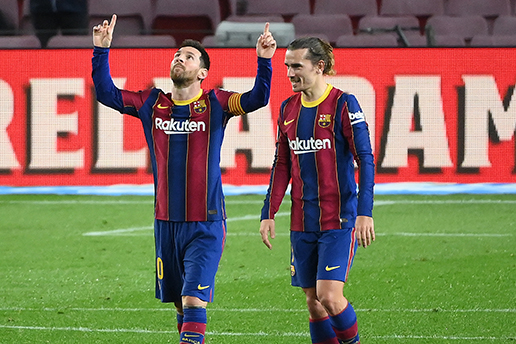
[318,114,332,128]
[193,100,207,114]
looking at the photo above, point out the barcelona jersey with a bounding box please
[92,47,272,222]
[261,85,375,231]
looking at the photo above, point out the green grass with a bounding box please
[0,193,515,343]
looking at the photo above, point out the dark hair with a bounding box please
[287,37,336,76]
[180,39,211,70]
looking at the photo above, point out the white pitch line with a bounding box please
[83,222,513,238]
[0,199,258,205]
[82,226,152,236]
[2,307,515,313]
[0,199,261,204]
[375,232,512,237]
[80,198,516,237]
[374,199,516,205]
[369,334,511,341]
[0,324,306,337]
[0,324,175,334]
[0,200,151,205]
[83,230,513,237]
[81,212,291,237]
[0,325,513,340]
[4,199,516,205]
[355,308,516,313]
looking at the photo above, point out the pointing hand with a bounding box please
[257,22,277,59]
[93,14,117,48]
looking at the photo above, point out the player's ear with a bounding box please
[198,68,208,82]
[316,60,325,74]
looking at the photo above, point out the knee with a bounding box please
[305,292,319,310]
[317,292,348,315]
[303,290,327,317]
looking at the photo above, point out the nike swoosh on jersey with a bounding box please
[283,118,295,126]
[325,265,341,271]
[157,104,169,109]
[197,284,210,290]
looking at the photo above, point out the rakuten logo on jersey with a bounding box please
[349,111,365,125]
[155,118,206,135]
[288,137,331,155]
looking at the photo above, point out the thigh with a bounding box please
[181,220,226,302]
[154,219,182,303]
[316,228,357,283]
[290,231,320,288]
[154,220,226,303]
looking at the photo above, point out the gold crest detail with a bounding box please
[318,114,332,128]
[193,100,207,114]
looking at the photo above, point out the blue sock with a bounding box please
[180,307,206,344]
[309,316,339,344]
[329,303,360,344]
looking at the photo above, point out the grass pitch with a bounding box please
[0,193,515,343]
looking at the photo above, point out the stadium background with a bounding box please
[1,2,516,341]
[0,47,515,191]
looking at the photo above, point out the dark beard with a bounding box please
[171,74,189,88]
[171,67,195,88]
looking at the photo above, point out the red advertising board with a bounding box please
[0,47,515,186]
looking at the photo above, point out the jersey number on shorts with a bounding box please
[157,257,164,280]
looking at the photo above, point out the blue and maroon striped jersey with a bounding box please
[261,85,375,231]
[92,47,272,222]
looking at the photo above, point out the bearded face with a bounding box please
[170,47,205,88]
[170,63,191,86]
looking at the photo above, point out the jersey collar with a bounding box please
[173,89,203,106]
[301,84,333,108]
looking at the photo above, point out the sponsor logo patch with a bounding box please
[325,265,340,272]
[155,117,206,135]
[284,118,295,126]
[349,111,365,125]
[288,137,331,155]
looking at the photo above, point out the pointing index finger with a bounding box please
[109,14,117,30]
[263,22,270,34]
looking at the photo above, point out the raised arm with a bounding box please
[215,23,276,116]
[91,14,127,114]
[92,14,157,118]
[228,23,277,114]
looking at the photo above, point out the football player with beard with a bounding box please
[92,14,276,344]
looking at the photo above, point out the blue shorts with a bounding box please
[154,219,226,303]
[290,228,357,288]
